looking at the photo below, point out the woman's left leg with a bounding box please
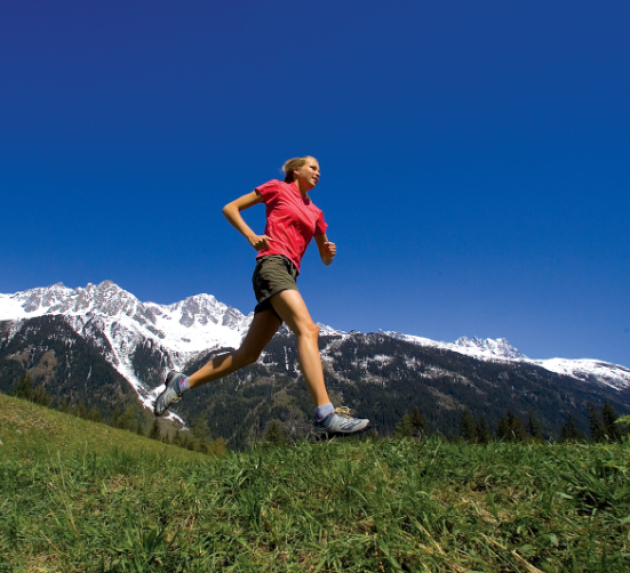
[268,289,330,406]
[270,289,371,436]
[188,309,282,388]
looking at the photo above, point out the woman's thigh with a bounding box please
[269,289,317,336]
[237,309,282,359]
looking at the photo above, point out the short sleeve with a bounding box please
[314,210,327,236]
[255,180,281,203]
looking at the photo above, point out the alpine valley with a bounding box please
[1,281,629,448]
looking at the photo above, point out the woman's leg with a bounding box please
[188,309,282,389]
[269,289,330,407]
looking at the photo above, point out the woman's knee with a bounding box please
[234,346,262,367]
[294,319,319,340]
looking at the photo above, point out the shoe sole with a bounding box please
[153,395,180,417]
[153,371,185,416]
[312,421,372,439]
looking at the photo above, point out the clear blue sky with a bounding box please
[1,1,629,366]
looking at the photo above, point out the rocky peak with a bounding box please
[454,336,526,359]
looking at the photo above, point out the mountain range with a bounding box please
[1,281,629,447]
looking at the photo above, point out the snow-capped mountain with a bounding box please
[532,359,630,392]
[1,281,629,412]
[2,281,630,444]
[383,332,527,361]
[382,331,630,391]
[0,281,253,412]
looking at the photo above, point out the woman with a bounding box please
[154,156,370,436]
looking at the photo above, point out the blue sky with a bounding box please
[1,1,629,366]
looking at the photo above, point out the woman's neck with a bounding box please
[293,179,312,196]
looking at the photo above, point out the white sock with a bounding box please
[179,376,190,394]
[315,402,334,420]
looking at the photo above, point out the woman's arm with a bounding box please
[314,234,336,266]
[222,191,273,251]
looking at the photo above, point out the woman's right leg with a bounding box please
[154,309,281,416]
[188,309,282,389]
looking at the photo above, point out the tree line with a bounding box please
[12,372,628,449]
[394,403,628,443]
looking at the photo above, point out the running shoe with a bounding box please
[153,371,185,416]
[314,407,371,437]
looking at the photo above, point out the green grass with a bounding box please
[1,394,629,572]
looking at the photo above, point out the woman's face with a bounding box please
[293,157,320,191]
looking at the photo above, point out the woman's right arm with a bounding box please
[222,191,274,251]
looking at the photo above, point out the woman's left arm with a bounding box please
[315,234,336,266]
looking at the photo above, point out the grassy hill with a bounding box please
[1,393,629,572]
[0,392,206,461]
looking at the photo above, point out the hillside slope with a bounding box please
[0,392,205,461]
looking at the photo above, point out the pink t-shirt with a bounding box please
[255,179,327,272]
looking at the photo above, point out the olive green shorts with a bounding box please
[252,255,299,319]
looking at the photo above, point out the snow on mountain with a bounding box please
[382,331,525,361]
[2,281,629,406]
[534,359,630,391]
[382,330,630,391]
[0,281,251,347]
[453,336,527,360]
[0,281,253,413]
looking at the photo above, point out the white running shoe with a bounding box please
[153,371,185,416]
[314,407,371,437]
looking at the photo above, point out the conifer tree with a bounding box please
[208,437,227,457]
[190,414,214,452]
[459,410,476,442]
[192,414,211,440]
[174,429,192,449]
[527,410,543,441]
[410,407,426,439]
[31,383,52,407]
[496,411,528,442]
[587,403,605,442]
[149,418,162,441]
[602,402,619,442]
[475,416,491,444]
[14,374,34,401]
[73,403,89,420]
[57,399,71,413]
[113,405,139,431]
[559,415,586,443]
[395,412,414,438]
[87,408,102,423]
[496,416,508,440]
[263,419,286,446]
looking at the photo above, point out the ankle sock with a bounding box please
[178,376,190,395]
[315,402,334,420]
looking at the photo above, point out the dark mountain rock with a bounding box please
[0,316,139,419]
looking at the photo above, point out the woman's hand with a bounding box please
[247,234,274,251]
[222,191,265,245]
[322,241,336,259]
[315,235,336,266]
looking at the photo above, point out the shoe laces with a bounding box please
[334,406,356,419]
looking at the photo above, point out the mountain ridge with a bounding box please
[2,280,629,396]
[2,281,630,447]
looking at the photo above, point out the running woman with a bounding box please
[154,156,370,436]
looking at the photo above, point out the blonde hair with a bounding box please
[282,156,317,183]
